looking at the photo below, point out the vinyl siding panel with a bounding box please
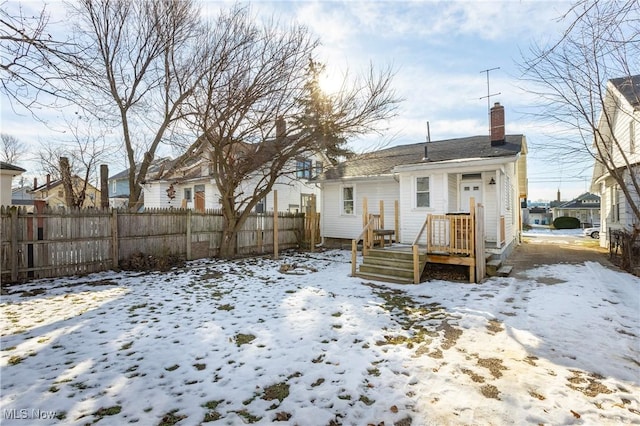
[320,178,398,240]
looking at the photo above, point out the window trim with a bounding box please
[296,158,313,179]
[341,185,355,215]
[415,176,430,208]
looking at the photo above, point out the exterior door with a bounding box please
[195,191,205,212]
[460,181,482,212]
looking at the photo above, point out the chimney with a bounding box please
[46,174,51,188]
[423,144,429,161]
[557,189,561,202]
[276,117,286,141]
[33,177,38,190]
[490,102,505,146]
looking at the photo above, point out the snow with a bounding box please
[1,249,639,425]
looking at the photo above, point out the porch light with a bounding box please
[489,177,496,185]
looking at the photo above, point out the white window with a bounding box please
[416,177,430,208]
[184,188,192,201]
[111,180,117,194]
[342,186,354,215]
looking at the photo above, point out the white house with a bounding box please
[0,162,26,206]
[143,139,325,215]
[317,102,527,260]
[590,74,640,245]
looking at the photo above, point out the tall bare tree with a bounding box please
[172,9,399,258]
[521,0,640,226]
[64,0,257,210]
[36,115,115,208]
[0,1,77,112]
[0,133,26,164]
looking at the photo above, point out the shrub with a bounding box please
[552,216,580,229]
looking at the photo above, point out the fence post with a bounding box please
[11,206,18,282]
[412,244,419,284]
[186,209,192,261]
[111,209,119,269]
[273,190,278,260]
[310,194,316,252]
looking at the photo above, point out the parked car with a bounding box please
[583,226,600,239]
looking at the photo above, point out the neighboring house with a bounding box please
[317,102,527,260]
[0,162,26,206]
[143,134,325,214]
[526,206,552,225]
[11,185,35,209]
[108,157,172,208]
[552,192,601,227]
[31,174,101,209]
[591,74,640,245]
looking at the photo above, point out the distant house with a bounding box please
[108,158,172,208]
[526,206,552,225]
[31,175,101,209]
[590,74,640,244]
[143,146,324,214]
[11,185,34,209]
[552,192,601,227]
[317,102,527,260]
[0,162,26,206]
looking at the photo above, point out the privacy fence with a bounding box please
[0,206,316,283]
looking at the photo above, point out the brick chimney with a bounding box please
[276,117,286,141]
[490,102,505,146]
[46,174,51,188]
[33,177,38,190]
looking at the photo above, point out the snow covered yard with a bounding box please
[1,249,638,425]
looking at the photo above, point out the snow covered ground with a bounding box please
[1,249,638,425]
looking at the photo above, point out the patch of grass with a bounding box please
[311,378,325,387]
[1,346,17,351]
[120,342,133,350]
[94,406,122,417]
[234,333,256,347]
[218,304,235,311]
[331,312,342,317]
[193,363,206,371]
[159,409,187,426]
[165,364,179,371]
[262,382,289,402]
[235,409,261,424]
[338,394,351,400]
[367,368,381,377]
[37,337,50,344]
[359,395,375,406]
[128,303,147,313]
[49,386,59,393]
[7,355,24,365]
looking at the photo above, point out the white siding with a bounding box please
[398,172,447,244]
[142,182,172,208]
[321,178,398,240]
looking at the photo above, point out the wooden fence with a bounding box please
[0,206,311,283]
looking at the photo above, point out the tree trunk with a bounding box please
[219,212,239,258]
[59,157,75,208]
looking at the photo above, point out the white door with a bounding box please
[460,181,482,212]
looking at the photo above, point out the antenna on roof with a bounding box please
[479,67,501,135]
[426,121,431,143]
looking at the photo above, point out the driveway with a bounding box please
[506,232,613,278]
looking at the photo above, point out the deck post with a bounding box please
[412,244,420,284]
[362,197,368,229]
[379,200,384,229]
[394,200,399,242]
[351,239,357,277]
[310,194,316,252]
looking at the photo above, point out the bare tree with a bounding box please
[36,115,116,208]
[0,1,77,112]
[520,0,640,227]
[0,133,26,164]
[171,8,399,258]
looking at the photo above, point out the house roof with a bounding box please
[319,134,525,180]
[109,157,172,181]
[610,74,640,109]
[32,175,100,193]
[0,162,26,173]
[555,192,600,209]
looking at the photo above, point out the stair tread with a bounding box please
[496,265,513,277]
[355,271,415,284]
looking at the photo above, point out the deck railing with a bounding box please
[427,213,474,256]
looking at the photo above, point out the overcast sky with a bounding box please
[2,0,596,202]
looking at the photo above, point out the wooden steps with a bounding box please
[355,247,427,284]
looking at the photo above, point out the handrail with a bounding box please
[351,216,377,277]
[355,216,376,242]
[412,216,429,246]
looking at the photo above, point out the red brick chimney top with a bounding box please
[490,102,505,146]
